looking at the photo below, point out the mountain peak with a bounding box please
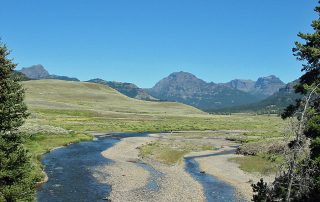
[254,75,285,96]
[257,75,282,82]
[19,64,79,81]
[20,64,49,79]
[225,79,255,93]
[168,71,200,79]
[256,75,284,86]
[151,71,207,94]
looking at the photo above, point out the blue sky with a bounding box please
[1,0,318,87]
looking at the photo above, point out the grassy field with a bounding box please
[230,153,284,175]
[23,80,284,133]
[21,80,287,176]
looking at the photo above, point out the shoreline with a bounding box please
[101,133,274,201]
[34,134,94,188]
[186,146,275,201]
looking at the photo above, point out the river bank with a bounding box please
[37,132,274,201]
[102,133,274,201]
[186,146,275,200]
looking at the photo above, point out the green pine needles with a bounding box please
[0,42,36,201]
[252,2,320,201]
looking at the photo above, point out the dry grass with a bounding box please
[23,80,285,133]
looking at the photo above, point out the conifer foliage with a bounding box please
[252,2,320,201]
[0,42,35,201]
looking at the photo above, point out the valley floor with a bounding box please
[100,132,275,201]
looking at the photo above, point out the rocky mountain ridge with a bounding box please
[146,71,286,110]
[18,65,290,111]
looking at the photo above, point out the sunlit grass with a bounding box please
[229,154,282,175]
[21,80,288,176]
[23,80,285,133]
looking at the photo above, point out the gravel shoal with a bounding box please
[100,136,205,202]
[186,146,275,201]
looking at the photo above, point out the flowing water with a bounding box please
[37,133,242,202]
[184,148,244,202]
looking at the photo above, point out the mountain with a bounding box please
[252,75,285,97]
[224,75,285,97]
[13,71,31,81]
[146,71,263,110]
[224,79,255,93]
[19,64,50,79]
[87,78,157,101]
[213,80,302,114]
[19,64,79,81]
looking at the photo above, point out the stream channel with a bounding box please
[37,133,241,202]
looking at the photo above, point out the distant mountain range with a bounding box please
[19,65,79,81]
[213,80,302,114]
[18,65,299,113]
[224,75,285,97]
[146,71,286,110]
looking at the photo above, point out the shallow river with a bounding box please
[37,133,241,202]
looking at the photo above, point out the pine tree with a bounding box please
[252,2,320,201]
[284,1,320,200]
[0,42,36,201]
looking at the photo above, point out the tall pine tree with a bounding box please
[285,1,320,200]
[0,42,36,201]
[252,2,320,201]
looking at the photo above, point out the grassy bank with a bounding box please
[228,134,288,175]
[229,154,283,175]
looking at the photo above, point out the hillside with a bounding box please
[21,79,284,133]
[24,80,202,116]
[87,78,157,101]
[146,71,265,110]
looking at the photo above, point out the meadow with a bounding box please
[23,80,284,133]
[22,80,288,176]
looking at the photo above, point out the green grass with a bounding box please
[23,80,285,133]
[21,80,288,176]
[23,80,203,117]
[24,133,92,181]
[26,109,284,133]
[230,154,282,175]
[158,149,189,164]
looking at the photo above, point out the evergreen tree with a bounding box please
[284,1,320,200]
[253,2,320,201]
[0,42,36,201]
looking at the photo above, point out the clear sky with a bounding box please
[1,0,318,87]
